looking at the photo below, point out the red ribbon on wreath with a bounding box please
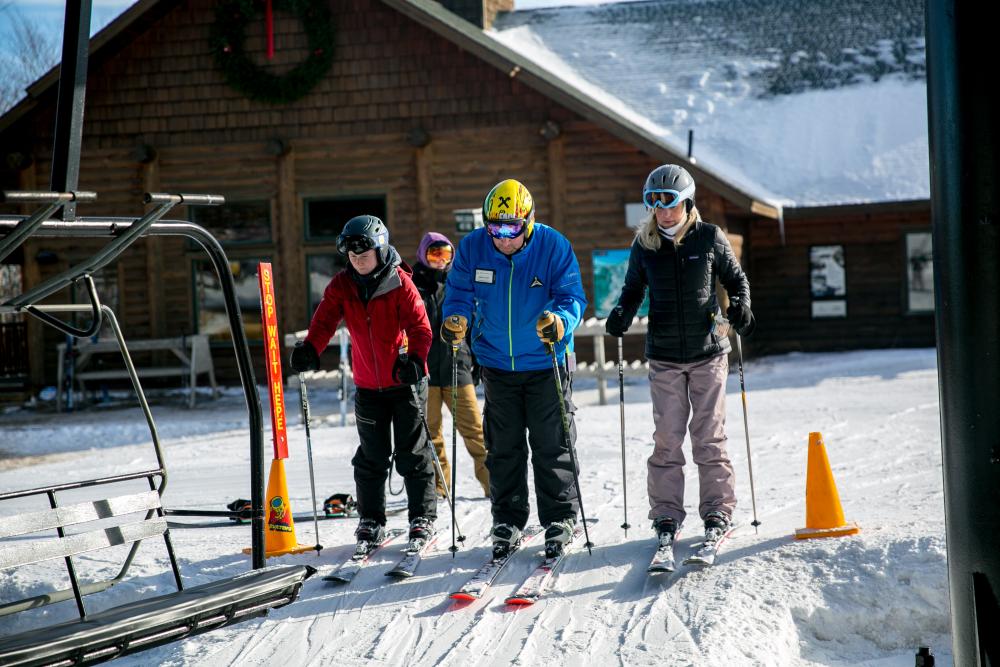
[265,0,274,59]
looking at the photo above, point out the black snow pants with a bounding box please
[481,364,579,529]
[352,381,437,525]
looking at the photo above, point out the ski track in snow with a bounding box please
[0,349,953,666]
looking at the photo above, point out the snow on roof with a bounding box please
[492,0,929,207]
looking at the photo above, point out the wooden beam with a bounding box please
[276,148,305,329]
[546,135,566,231]
[415,141,434,234]
[143,154,164,338]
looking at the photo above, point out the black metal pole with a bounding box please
[49,0,93,221]
[617,337,630,537]
[926,2,1000,664]
[547,343,593,555]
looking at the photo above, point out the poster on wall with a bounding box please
[592,249,649,318]
[905,232,934,313]
[810,245,846,318]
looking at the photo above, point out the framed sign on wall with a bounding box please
[810,245,846,318]
[905,232,934,314]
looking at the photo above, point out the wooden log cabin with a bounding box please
[0,0,933,394]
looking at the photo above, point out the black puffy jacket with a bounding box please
[616,221,751,363]
[412,262,475,387]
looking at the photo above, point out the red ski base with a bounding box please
[449,592,477,601]
[505,597,536,606]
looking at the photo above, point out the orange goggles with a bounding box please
[425,244,454,263]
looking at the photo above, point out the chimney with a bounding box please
[439,0,514,30]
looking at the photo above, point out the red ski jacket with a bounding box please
[304,264,431,391]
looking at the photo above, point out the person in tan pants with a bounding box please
[412,231,490,498]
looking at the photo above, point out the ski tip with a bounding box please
[505,597,535,606]
[385,570,413,579]
[450,592,477,601]
[323,576,349,584]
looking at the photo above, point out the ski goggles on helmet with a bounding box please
[485,219,528,239]
[643,183,695,209]
[424,243,454,263]
[337,234,377,256]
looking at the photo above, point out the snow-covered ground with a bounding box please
[0,348,952,665]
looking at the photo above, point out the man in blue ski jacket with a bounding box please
[442,178,588,558]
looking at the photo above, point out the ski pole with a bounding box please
[731,297,761,534]
[297,374,323,553]
[547,342,594,555]
[398,343,465,548]
[617,336,631,538]
[450,342,460,557]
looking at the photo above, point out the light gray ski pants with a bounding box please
[647,353,736,525]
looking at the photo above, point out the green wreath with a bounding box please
[211,0,334,105]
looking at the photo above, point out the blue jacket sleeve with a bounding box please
[443,235,475,322]
[548,234,587,332]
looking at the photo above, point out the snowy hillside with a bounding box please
[0,348,952,665]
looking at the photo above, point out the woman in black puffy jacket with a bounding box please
[605,164,755,550]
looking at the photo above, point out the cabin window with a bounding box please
[189,200,272,245]
[192,257,269,342]
[306,254,348,316]
[304,196,387,241]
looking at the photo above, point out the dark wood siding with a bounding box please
[747,205,935,356]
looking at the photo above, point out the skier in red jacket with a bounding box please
[289,215,436,548]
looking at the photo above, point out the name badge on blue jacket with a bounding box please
[474,269,495,284]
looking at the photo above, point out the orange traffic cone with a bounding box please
[242,459,314,557]
[795,432,860,540]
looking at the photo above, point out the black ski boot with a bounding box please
[653,516,679,548]
[543,518,575,559]
[490,523,523,559]
[408,516,435,549]
[703,511,731,542]
[355,518,385,546]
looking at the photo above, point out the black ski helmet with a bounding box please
[643,164,696,211]
[337,215,390,261]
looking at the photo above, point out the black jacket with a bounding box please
[617,221,751,363]
[412,262,475,387]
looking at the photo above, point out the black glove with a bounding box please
[393,355,425,385]
[470,353,482,387]
[289,340,320,372]
[726,300,755,336]
[605,305,628,338]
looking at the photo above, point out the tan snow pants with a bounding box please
[426,383,490,497]
[647,353,737,525]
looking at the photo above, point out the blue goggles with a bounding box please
[486,219,527,239]
[643,184,694,209]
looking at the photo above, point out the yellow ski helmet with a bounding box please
[483,179,535,238]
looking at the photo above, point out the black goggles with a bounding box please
[337,234,377,256]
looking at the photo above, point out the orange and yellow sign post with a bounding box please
[247,262,312,557]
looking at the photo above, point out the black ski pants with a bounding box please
[481,364,579,529]
[351,381,436,525]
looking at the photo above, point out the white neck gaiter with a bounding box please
[657,224,681,238]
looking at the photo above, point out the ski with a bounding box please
[682,524,737,567]
[450,525,544,601]
[385,530,439,579]
[505,524,585,605]
[323,528,406,585]
[647,525,683,574]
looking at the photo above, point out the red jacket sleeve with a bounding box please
[304,274,345,353]
[397,270,432,365]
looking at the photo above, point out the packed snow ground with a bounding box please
[0,348,952,666]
